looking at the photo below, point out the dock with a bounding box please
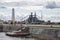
[0,24,60,40]
[31,34,60,40]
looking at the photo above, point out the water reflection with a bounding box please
[0,33,36,40]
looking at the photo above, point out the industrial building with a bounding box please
[22,12,45,24]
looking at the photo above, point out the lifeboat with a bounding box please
[6,27,30,37]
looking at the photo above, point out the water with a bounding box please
[0,32,36,40]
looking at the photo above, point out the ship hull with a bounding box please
[6,32,30,37]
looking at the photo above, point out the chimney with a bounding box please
[34,12,36,17]
[12,8,15,24]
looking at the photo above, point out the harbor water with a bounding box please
[0,32,36,40]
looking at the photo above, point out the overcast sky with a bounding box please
[0,0,60,2]
[0,0,60,22]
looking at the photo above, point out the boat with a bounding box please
[6,27,30,37]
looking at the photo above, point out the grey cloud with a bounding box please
[0,1,42,7]
[45,1,60,9]
[0,1,60,9]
